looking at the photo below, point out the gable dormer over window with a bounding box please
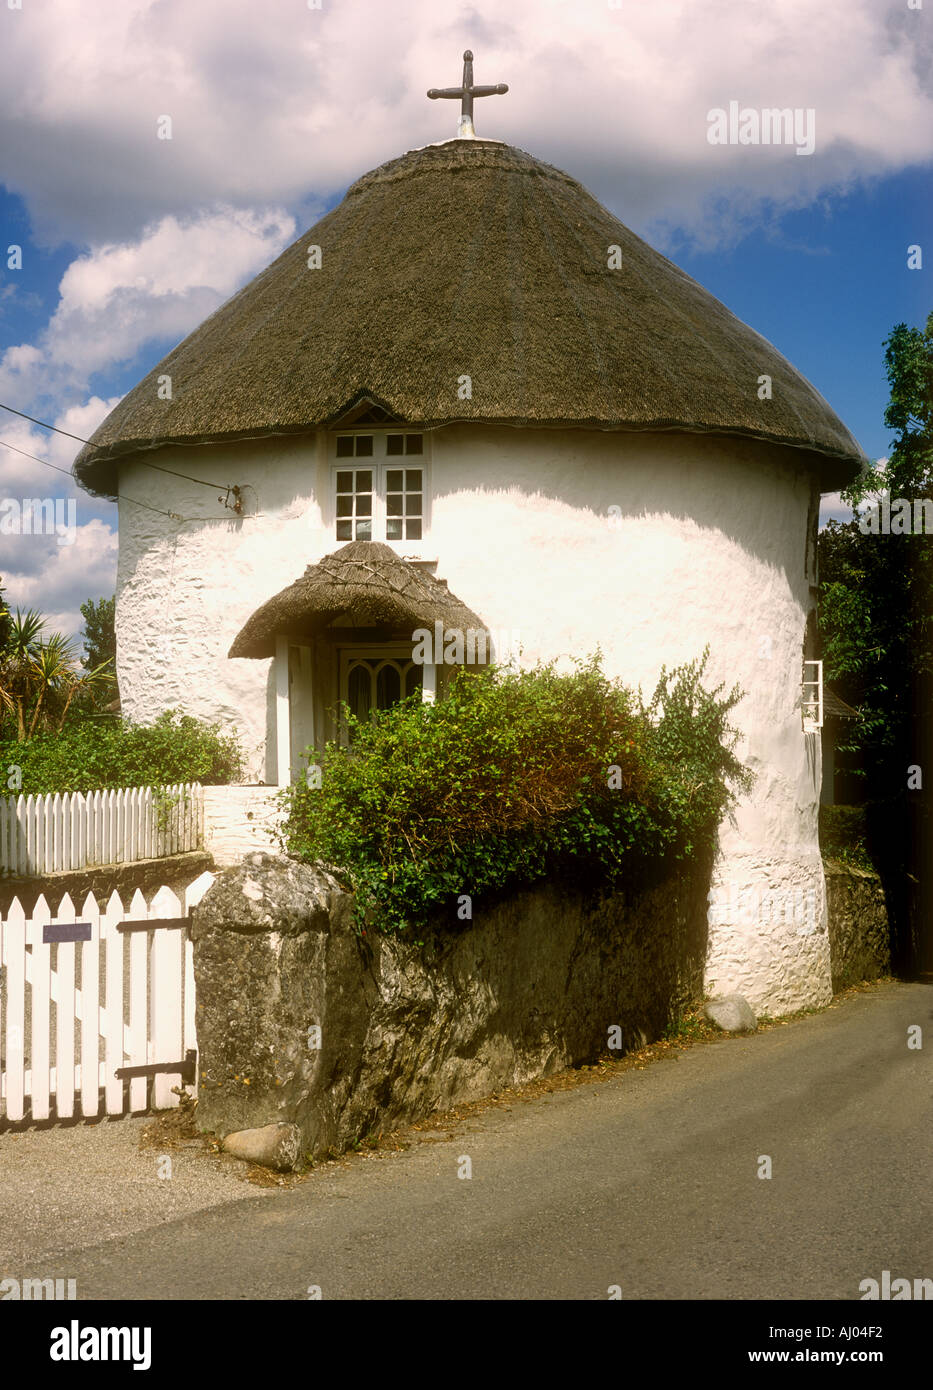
[332,431,427,550]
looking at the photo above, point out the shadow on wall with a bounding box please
[190,847,714,1163]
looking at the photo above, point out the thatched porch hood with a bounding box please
[228,541,486,660]
[73,139,864,501]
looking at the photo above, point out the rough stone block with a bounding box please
[222,1123,301,1172]
[703,994,758,1032]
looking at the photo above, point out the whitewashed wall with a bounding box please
[116,425,829,1012]
[117,433,332,784]
[201,785,284,866]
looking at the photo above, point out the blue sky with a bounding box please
[676,166,930,467]
[1,0,931,635]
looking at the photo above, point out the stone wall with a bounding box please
[824,858,890,991]
[191,852,711,1163]
[0,850,214,918]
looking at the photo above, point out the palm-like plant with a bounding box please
[27,633,79,737]
[0,610,117,739]
[55,656,115,732]
[0,609,46,739]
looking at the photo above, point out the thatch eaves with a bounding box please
[73,139,864,500]
[823,687,860,719]
[228,540,486,660]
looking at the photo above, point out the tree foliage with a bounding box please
[0,597,116,738]
[79,596,116,675]
[818,311,933,789]
[0,577,11,652]
[817,311,932,972]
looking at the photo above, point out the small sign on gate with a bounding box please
[42,921,92,943]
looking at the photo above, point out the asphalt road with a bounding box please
[20,980,933,1300]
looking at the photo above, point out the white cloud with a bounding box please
[819,492,854,528]
[1,518,118,639]
[819,458,890,528]
[0,397,118,491]
[0,207,296,405]
[0,0,929,249]
[0,396,118,637]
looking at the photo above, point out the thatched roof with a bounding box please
[228,540,486,659]
[73,139,864,500]
[824,687,859,719]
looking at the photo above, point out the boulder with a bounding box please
[222,1123,301,1172]
[704,994,758,1032]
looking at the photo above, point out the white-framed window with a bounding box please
[802,659,823,732]
[333,432,427,548]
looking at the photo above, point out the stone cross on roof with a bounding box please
[427,50,508,139]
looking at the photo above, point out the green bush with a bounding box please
[0,710,243,795]
[818,804,874,870]
[280,651,751,935]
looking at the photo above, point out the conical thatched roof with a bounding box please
[73,139,863,499]
[228,540,486,659]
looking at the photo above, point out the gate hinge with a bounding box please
[115,1049,197,1086]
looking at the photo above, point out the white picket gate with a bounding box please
[0,872,214,1122]
[0,783,204,877]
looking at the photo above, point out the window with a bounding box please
[332,433,426,545]
[386,433,423,456]
[385,468,422,541]
[341,652,423,741]
[335,468,373,541]
[336,434,374,459]
[802,659,823,731]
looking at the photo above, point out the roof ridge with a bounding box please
[344,140,579,200]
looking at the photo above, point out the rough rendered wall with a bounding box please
[117,424,828,1011]
[116,433,332,785]
[191,853,711,1161]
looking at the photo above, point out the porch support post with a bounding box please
[275,634,291,786]
[422,663,437,704]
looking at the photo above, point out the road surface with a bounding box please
[15,979,933,1300]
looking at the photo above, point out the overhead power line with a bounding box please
[0,401,231,493]
[0,436,184,520]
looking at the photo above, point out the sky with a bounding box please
[0,0,930,640]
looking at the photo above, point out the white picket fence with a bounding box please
[0,872,213,1122]
[0,783,203,877]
